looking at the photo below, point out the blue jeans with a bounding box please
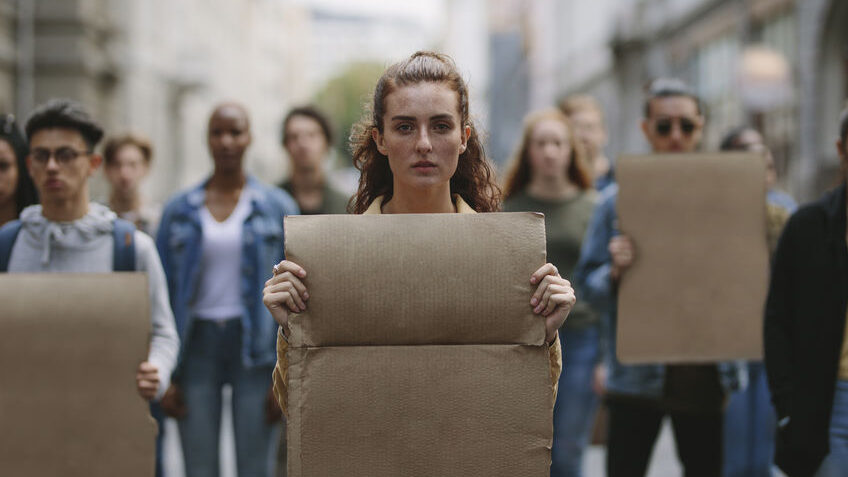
[723,362,775,477]
[178,319,278,477]
[551,325,601,477]
[815,379,848,477]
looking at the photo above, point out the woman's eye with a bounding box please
[434,123,451,131]
[396,124,413,132]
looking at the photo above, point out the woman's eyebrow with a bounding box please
[389,114,455,121]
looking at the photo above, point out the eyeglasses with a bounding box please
[30,147,89,166]
[654,118,697,137]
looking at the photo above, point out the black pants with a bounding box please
[606,397,723,477]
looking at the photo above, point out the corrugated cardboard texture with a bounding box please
[284,213,552,476]
[284,213,547,347]
[0,273,156,477]
[287,345,552,476]
[616,153,769,363]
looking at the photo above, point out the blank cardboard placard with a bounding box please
[284,213,553,476]
[287,345,552,476]
[0,273,156,477]
[616,153,769,363]
[284,213,548,347]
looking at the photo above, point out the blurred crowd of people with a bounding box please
[1,49,847,477]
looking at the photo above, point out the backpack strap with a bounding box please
[0,220,22,272]
[112,218,137,272]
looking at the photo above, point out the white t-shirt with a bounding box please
[193,191,252,321]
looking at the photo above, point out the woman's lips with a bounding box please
[412,161,436,169]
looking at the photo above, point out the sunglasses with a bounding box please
[654,118,697,137]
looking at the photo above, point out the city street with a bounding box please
[3,1,841,476]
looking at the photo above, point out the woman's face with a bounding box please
[372,82,469,194]
[208,106,251,174]
[0,139,19,205]
[528,119,572,182]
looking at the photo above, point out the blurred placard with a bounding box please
[616,153,769,363]
[0,273,155,477]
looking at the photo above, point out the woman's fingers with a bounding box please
[278,271,309,300]
[540,283,572,316]
[265,270,308,295]
[263,291,291,326]
[530,263,558,285]
[544,290,576,340]
[265,278,307,311]
[532,273,571,311]
[530,264,562,308]
[263,261,310,327]
[264,289,302,314]
[529,267,576,340]
[272,260,307,279]
[540,285,575,318]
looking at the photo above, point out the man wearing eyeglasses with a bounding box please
[575,79,742,477]
[0,99,179,474]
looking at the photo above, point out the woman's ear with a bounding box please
[459,125,471,153]
[372,128,388,156]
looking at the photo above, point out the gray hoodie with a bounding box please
[8,202,179,399]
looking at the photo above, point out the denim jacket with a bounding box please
[574,184,746,398]
[156,176,299,374]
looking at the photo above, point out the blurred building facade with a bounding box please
[2,0,846,202]
[543,0,847,201]
[0,0,448,203]
[0,0,311,202]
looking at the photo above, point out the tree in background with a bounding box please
[314,62,385,168]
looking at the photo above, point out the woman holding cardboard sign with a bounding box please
[263,51,575,416]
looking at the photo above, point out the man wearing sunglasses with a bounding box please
[576,78,742,476]
[0,99,179,476]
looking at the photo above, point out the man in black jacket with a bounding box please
[765,106,848,477]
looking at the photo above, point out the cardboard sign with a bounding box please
[615,153,770,363]
[284,213,553,476]
[0,273,156,477]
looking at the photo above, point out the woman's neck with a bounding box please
[527,175,578,201]
[208,169,246,192]
[382,184,455,214]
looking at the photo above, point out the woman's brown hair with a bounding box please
[349,51,500,213]
[502,108,593,199]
